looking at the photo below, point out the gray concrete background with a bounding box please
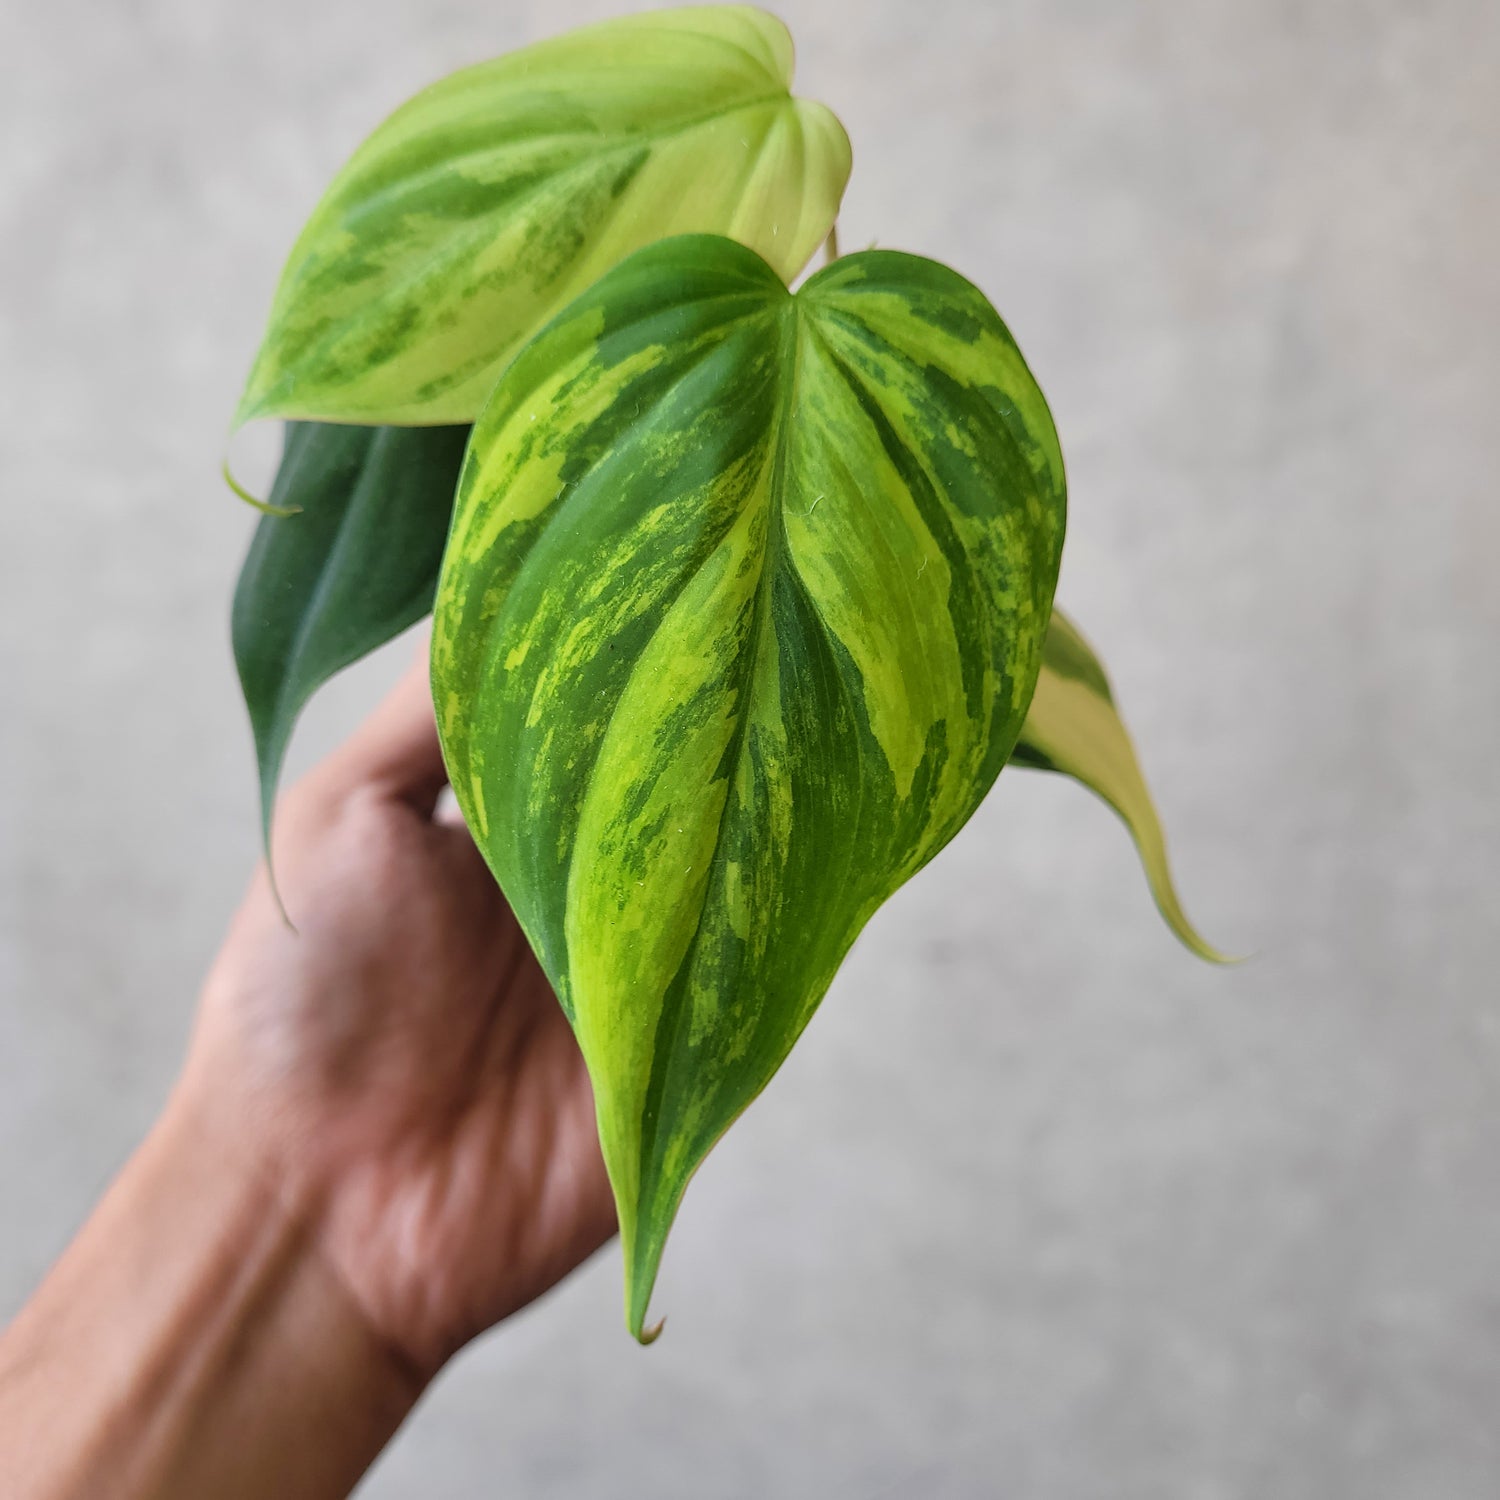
[2,0,1498,1495]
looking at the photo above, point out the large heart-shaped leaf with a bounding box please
[1010,608,1230,961]
[432,234,1066,1338]
[236,6,851,429]
[232,421,470,855]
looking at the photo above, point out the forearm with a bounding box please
[0,1079,423,1500]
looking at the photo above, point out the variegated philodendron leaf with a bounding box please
[232,421,470,859]
[432,234,1067,1340]
[1011,608,1230,962]
[235,5,851,429]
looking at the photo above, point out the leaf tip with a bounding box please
[1140,849,1241,967]
[223,455,301,518]
[1192,932,1251,967]
[258,811,298,933]
[625,1252,666,1346]
[1171,921,1244,968]
[266,865,297,934]
[621,1194,673,1346]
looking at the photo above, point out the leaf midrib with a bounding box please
[630,294,806,1225]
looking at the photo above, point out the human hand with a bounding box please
[186,653,617,1380]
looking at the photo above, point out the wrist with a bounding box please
[173,1020,465,1385]
[158,1084,428,1496]
[0,1078,425,1500]
[157,1067,434,1400]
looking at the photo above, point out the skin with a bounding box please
[0,656,618,1498]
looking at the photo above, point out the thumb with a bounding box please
[319,647,450,817]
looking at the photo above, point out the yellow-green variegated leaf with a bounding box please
[1011,609,1230,962]
[433,234,1066,1339]
[236,6,850,428]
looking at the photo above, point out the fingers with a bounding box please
[318,649,450,816]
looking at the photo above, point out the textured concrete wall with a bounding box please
[3,1,1498,1495]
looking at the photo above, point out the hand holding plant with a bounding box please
[229,3,1227,1343]
[193,656,617,1380]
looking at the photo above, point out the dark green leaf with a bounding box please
[231,422,469,851]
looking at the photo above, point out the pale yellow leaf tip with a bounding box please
[1023,608,1242,966]
[1146,868,1241,965]
[636,1315,666,1347]
[1125,822,1243,965]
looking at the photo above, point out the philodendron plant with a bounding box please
[229,6,1225,1343]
